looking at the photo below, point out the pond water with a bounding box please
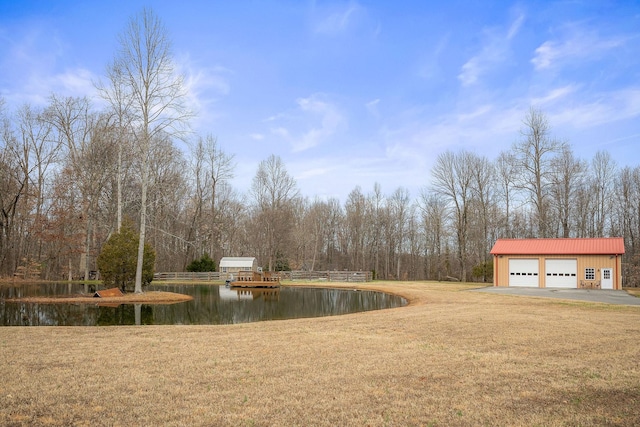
[0,283,406,326]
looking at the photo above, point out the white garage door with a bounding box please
[509,259,539,287]
[545,259,577,288]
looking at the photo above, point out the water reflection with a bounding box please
[0,283,406,326]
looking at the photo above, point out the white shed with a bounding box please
[219,257,258,279]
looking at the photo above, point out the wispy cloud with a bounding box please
[550,88,640,128]
[268,94,346,152]
[176,55,233,129]
[530,85,577,106]
[458,12,525,86]
[531,26,628,70]
[312,2,363,35]
[365,98,380,118]
[0,22,82,105]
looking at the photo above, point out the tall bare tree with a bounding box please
[431,150,474,281]
[418,191,448,280]
[387,187,411,280]
[201,135,234,258]
[96,59,135,232]
[549,146,585,238]
[495,151,517,238]
[469,153,495,281]
[250,155,299,271]
[0,99,27,276]
[106,8,191,293]
[589,150,617,237]
[512,107,565,237]
[45,95,100,283]
[344,186,367,271]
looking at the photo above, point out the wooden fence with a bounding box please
[154,270,372,282]
[153,271,221,281]
[280,271,373,282]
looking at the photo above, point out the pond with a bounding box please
[0,283,406,326]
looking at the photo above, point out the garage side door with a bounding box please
[508,259,539,287]
[545,259,577,288]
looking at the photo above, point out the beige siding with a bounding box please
[494,254,623,289]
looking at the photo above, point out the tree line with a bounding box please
[1,10,638,286]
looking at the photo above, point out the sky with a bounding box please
[1,1,639,202]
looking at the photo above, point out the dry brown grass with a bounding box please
[1,281,639,426]
[9,291,193,305]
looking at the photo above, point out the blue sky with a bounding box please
[1,1,639,201]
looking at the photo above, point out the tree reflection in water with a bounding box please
[0,284,406,326]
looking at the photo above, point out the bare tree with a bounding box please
[418,190,448,280]
[589,150,617,237]
[201,135,234,258]
[45,95,100,283]
[495,151,517,238]
[512,107,565,237]
[431,150,474,281]
[549,146,586,238]
[96,59,135,232]
[344,186,367,271]
[250,154,299,271]
[106,8,191,293]
[469,153,495,282]
[0,99,28,276]
[387,187,411,280]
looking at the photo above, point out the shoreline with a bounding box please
[6,290,193,305]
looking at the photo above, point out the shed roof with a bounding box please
[94,287,124,298]
[490,238,625,255]
[219,257,257,268]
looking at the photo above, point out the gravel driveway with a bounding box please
[471,286,640,306]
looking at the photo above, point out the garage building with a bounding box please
[491,238,625,289]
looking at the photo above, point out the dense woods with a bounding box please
[1,97,639,285]
[1,9,638,286]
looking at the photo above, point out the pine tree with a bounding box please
[97,223,155,292]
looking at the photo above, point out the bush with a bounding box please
[186,253,216,272]
[97,223,156,292]
[472,261,493,282]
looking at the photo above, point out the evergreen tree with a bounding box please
[97,223,155,292]
[186,253,216,272]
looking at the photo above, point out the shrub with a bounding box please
[472,261,493,282]
[186,253,216,272]
[97,224,156,292]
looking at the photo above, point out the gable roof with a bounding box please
[219,257,257,268]
[490,238,625,255]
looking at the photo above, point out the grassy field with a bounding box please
[1,281,639,426]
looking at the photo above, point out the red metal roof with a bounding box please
[490,238,625,255]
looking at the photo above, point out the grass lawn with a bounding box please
[1,281,639,426]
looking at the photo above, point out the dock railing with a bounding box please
[154,270,372,282]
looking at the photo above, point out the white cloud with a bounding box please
[530,85,577,106]
[458,13,525,86]
[365,98,380,117]
[271,127,291,139]
[550,88,640,128]
[507,13,525,40]
[312,2,363,35]
[295,95,344,151]
[177,54,232,122]
[53,68,97,97]
[0,23,93,106]
[268,94,346,152]
[531,28,627,71]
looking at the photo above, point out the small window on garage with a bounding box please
[585,268,595,280]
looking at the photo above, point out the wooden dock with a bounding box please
[229,270,280,288]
